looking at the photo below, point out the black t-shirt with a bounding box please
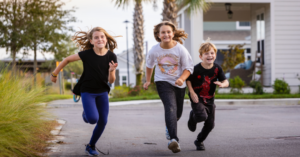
[187,63,226,103]
[78,49,117,94]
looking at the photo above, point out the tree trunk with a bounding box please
[133,2,145,86]
[11,47,16,75]
[162,0,178,26]
[33,41,37,86]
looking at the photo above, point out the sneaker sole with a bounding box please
[168,141,181,153]
[194,141,205,151]
[85,150,99,156]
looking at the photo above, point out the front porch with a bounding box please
[177,1,272,86]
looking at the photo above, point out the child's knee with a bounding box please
[194,113,207,122]
[87,117,98,124]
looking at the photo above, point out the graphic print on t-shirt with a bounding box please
[157,54,179,76]
[193,68,219,103]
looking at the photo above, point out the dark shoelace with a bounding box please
[85,144,109,155]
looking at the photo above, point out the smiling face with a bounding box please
[90,31,107,49]
[158,25,174,43]
[200,47,216,65]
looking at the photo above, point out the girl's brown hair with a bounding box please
[72,27,120,52]
[153,21,188,44]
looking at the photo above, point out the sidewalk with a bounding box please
[46,98,300,108]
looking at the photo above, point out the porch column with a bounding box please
[190,10,203,64]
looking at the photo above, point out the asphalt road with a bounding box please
[47,102,300,157]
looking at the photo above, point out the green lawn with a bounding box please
[39,93,300,103]
[109,93,300,102]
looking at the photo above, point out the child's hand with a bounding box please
[175,78,184,86]
[51,75,57,83]
[190,91,199,103]
[143,82,151,90]
[109,61,118,72]
[214,81,224,88]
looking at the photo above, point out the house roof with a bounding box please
[204,31,251,41]
[117,48,135,64]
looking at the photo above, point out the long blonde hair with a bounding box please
[153,21,188,44]
[72,27,120,52]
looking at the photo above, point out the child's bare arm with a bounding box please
[214,79,229,88]
[175,70,191,86]
[187,80,199,103]
[143,67,154,90]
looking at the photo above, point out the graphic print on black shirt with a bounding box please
[73,49,117,95]
[187,63,226,104]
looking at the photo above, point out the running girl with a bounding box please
[143,21,193,153]
[50,27,119,156]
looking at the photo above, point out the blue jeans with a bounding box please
[81,92,109,146]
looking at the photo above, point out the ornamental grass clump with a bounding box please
[229,76,245,94]
[0,70,54,157]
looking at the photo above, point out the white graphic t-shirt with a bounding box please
[146,42,194,88]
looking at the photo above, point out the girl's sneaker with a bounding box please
[165,126,171,140]
[168,139,181,153]
[82,111,88,123]
[85,144,99,156]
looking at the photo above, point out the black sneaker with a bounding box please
[188,110,196,132]
[194,140,205,151]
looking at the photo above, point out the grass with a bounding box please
[39,94,73,103]
[0,71,55,157]
[109,93,300,102]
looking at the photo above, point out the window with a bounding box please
[236,21,251,30]
[122,76,127,86]
[239,22,250,27]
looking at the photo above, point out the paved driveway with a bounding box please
[48,102,300,157]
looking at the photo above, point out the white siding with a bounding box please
[274,0,300,86]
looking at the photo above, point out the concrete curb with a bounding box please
[45,119,66,155]
[46,98,300,108]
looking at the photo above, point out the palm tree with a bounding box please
[114,0,153,86]
[162,0,211,27]
[162,0,178,26]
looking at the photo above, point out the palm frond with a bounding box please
[177,0,211,14]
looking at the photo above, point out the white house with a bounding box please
[114,49,136,87]
[177,0,300,87]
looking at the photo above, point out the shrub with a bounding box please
[256,70,262,75]
[0,70,54,156]
[65,81,72,90]
[229,76,245,94]
[139,83,158,96]
[249,80,264,94]
[128,85,142,96]
[111,85,130,98]
[273,79,290,94]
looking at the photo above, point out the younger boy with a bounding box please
[186,41,229,151]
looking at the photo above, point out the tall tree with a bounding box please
[0,0,27,73]
[114,0,154,86]
[23,0,76,84]
[162,0,210,27]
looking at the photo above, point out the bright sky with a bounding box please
[0,0,163,60]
